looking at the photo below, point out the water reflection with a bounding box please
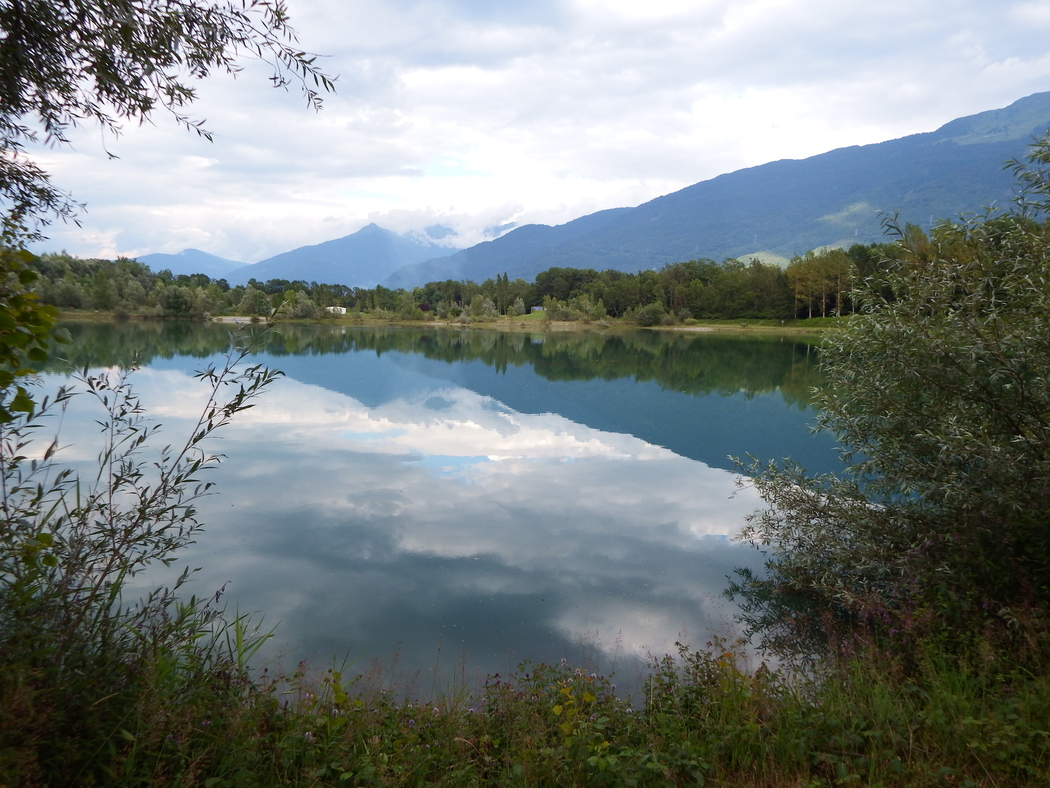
[44,322,836,686]
[51,323,837,474]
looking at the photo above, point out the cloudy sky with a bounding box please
[26,0,1050,264]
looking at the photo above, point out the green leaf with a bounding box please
[10,388,35,413]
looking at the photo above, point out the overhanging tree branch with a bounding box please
[0,0,335,238]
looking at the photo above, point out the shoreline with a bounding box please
[57,309,837,337]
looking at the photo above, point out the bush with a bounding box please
[282,290,322,319]
[733,136,1050,664]
[0,340,279,784]
[634,302,665,327]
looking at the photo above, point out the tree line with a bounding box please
[29,241,902,323]
[47,321,823,409]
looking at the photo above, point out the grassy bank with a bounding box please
[56,307,840,336]
[305,311,840,336]
[7,632,1049,787]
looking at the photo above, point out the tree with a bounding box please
[786,249,854,318]
[0,228,58,420]
[734,138,1050,661]
[0,0,334,238]
[397,290,420,319]
[237,284,272,317]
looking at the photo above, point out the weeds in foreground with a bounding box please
[0,339,280,786]
[6,625,1050,786]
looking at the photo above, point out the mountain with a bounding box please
[137,248,245,279]
[226,223,455,288]
[382,207,633,289]
[383,91,1050,289]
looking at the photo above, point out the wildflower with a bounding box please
[304,731,315,742]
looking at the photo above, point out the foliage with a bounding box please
[0,338,280,784]
[0,222,66,423]
[633,301,667,327]
[733,137,1050,663]
[0,0,334,236]
[25,243,893,324]
[278,289,322,320]
[6,619,1050,786]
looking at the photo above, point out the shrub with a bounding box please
[733,136,1050,664]
[0,339,279,784]
[634,302,665,327]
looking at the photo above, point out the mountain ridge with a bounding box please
[382,91,1050,287]
[141,91,1050,288]
[138,248,246,279]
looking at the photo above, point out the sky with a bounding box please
[24,0,1050,264]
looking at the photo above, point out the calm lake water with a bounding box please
[44,322,838,688]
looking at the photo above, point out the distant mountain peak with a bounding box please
[137,248,245,279]
[225,224,457,288]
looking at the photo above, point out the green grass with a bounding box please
[6,634,1050,786]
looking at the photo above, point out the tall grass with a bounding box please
[7,611,1050,785]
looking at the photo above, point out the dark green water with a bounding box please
[45,322,838,686]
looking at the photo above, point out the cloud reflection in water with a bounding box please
[45,359,768,687]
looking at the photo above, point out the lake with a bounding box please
[43,322,838,689]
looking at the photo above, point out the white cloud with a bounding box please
[21,0,1050,263]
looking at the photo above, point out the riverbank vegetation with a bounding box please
[732,146,1050,670]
